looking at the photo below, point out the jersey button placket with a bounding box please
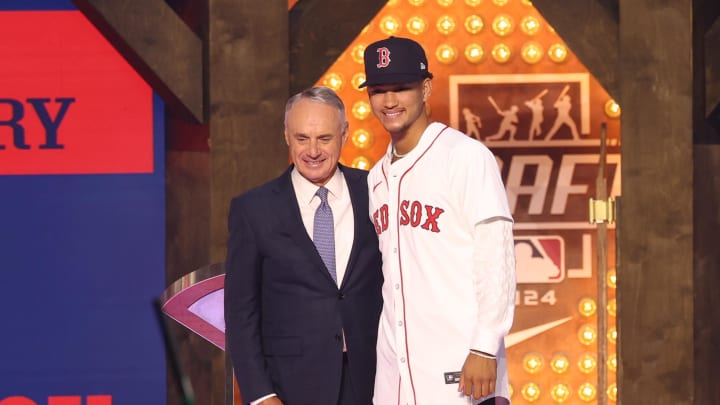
[388,162,410,393]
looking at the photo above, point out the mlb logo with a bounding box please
[515,236,565,284]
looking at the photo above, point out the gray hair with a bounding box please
[284,86,348,131]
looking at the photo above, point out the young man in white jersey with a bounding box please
[360,36,516,405]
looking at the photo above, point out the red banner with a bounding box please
[0,11,152,175]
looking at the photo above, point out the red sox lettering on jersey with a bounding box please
[376,47,391,68]
[372,201,445,235]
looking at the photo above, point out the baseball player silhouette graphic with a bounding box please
[545,85,580,140]
[485,96,519,141]
[524,89,548,140]
[462,107,482,140]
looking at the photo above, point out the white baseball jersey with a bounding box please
[368,122,516,405]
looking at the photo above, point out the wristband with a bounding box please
[469,349,496,359]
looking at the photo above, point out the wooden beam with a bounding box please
[706,17,720,119]
[698,0,720,34]
[207,2,289,401]
[618,1,695,404]
[289,0,386,94]
[71,0,204,123]
[696,10,720,402]
[532,0,619,99]
[693,146,720,405]
[208,0,289,264]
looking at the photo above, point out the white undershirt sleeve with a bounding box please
[469,218,516,355]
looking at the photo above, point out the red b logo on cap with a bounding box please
[376,47,391,68]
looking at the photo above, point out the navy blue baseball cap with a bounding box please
[359,36,433,88]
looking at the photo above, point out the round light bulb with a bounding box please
[464,15,484,34]
[548,43,568,63]
[521,382,541,402]
[608,326,617,344]
[492,14,514,37]
[408,0,425,6]
[577,383,597,402]
[550,383,571,403]
[351,73,366,90]
[437,0,454,6]
[351,45,366,64]
[379,15,401,36]
[550,353,570,374]
[465,0,482,6]
[578,324,597,346]
[578,297,597,317]
[608,353,618,372]
[607,298,617,317]
[521,42,543,64]
[522,352,544,374]
[577,353,597,374]
[464,43,485,63]
[322,72,344,91]
[520,15,541,35]
[436,15,457,35]
[351,129,373,149]
[608,269,617,288]
[351,156,371,170]
[407,16,428,35]
[491,43,512,63]
[604,99,622,118]
[435,44,458,64]
[607,383,618,402]
[351,101,372,120]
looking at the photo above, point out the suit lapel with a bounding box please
[339,165,364,289]
[273,167,337,286]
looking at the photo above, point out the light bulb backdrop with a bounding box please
[308,0,622,402]
[313,0,622,168]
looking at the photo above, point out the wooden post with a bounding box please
[618,1,695,404]
[208,0,289,402]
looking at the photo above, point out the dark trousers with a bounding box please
[337,353,357,405]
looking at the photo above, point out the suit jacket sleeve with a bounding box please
[224,196,273,401]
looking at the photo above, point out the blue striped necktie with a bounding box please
[313,187,337,283]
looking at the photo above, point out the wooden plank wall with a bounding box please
[618,2,695,403]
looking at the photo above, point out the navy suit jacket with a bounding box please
[224,165,383,405]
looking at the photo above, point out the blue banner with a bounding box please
[0,1,166,404]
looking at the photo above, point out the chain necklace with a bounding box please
[392,146,409,159]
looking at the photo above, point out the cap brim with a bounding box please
[359,72,433,89]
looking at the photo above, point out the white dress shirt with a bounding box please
[291,166,354,286]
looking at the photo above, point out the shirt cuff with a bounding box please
[250,393,277,405]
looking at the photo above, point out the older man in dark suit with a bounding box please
[224,86,383,405]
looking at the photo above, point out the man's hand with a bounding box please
[258,397,283,405]
[458,353,497,400]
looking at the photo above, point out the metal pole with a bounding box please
[595,122,609,405]
[614,195,621,405]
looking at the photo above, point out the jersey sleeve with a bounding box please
[451,141,512,225]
